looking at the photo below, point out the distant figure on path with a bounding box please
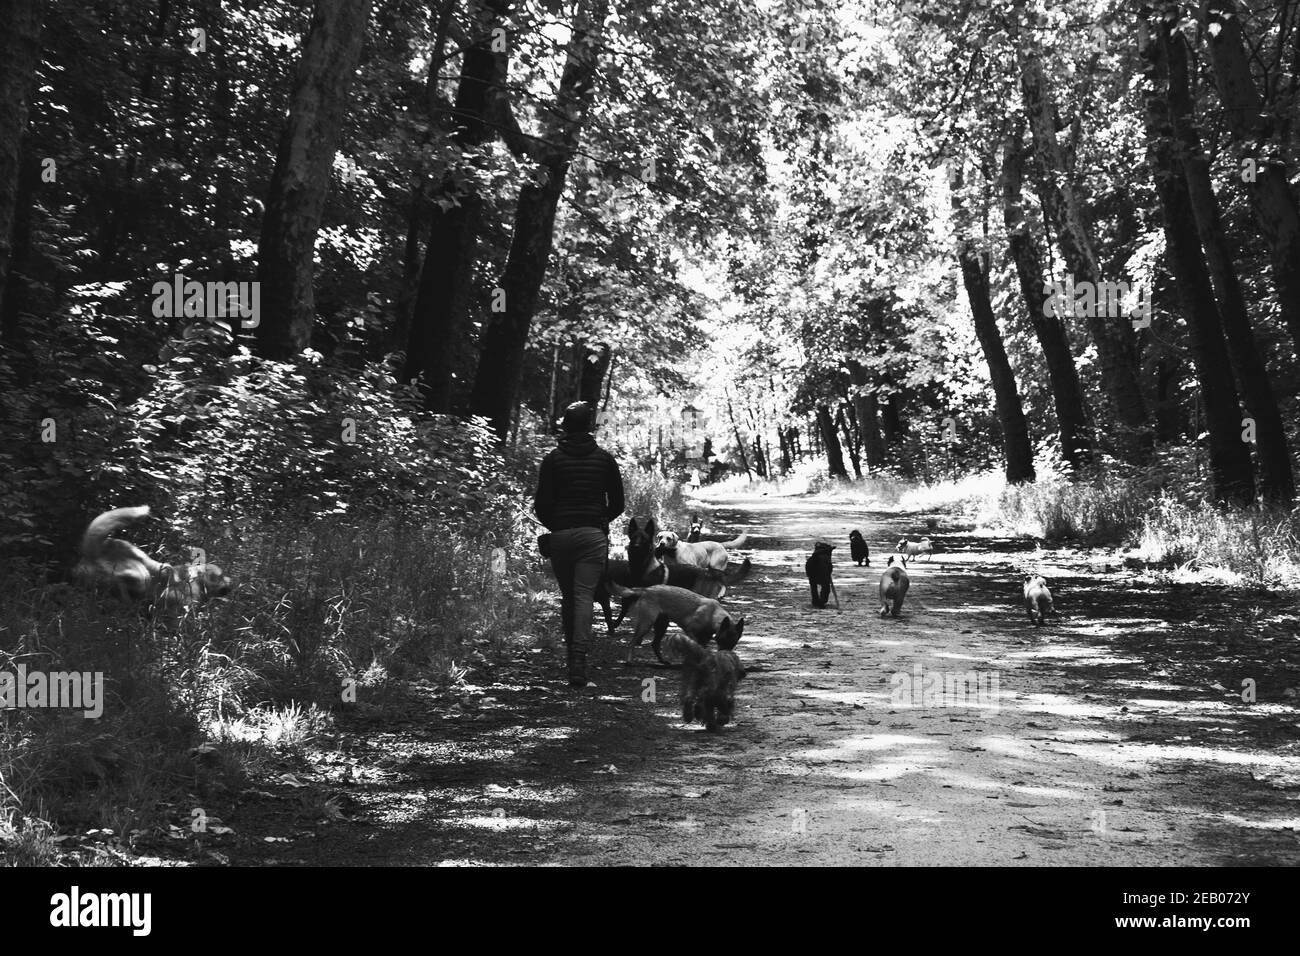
[534,401,626,687]
[689,468,702,492]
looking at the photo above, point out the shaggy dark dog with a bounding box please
[805,541,837,608]
[848,529,870,566]
[668,634,745,732]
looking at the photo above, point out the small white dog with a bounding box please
[896,537,934,566]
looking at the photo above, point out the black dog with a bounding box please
[687,516,704,543]
[805,541,838,609]
[848,529,870,566]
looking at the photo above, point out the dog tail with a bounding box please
[81,506,151,559]
[722,557,753,586]
[605,579,643,606]
[719,533,748,550]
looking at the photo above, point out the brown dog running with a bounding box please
[73,506,231,609]
[607,580,746,664]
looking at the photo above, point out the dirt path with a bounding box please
[225,492,1300,866]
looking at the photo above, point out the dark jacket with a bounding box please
[534,433,625,534]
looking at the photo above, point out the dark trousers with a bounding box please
[548,527,609,655]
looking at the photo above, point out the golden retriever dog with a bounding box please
[74,506,231,609]
[654,529,747,571]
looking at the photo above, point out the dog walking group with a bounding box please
[534,402,753,731]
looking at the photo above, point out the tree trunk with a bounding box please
[1160,7,1293,502]
[751,435,768,478]
[816,405,848,478]
[882,394,902,444]
[837,405,862,478]
[725,393,752,479]
[0,0,42,326]
[403,0,508,412]
[956,238,1037,484]
[577,342,611,406]
[1001,125,1093,471]
[1200,0,1300,355]
[846,360,886,470]
[255,0,374,360]
[1020,47,1151,457]
[1141,10,1256,504]
[468,0,607,438]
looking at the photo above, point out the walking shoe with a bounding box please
[567,650,588,688]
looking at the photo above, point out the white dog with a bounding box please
[654,529,747,571]
[896,537,934,566]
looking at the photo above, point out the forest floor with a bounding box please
[211,490,1300,866]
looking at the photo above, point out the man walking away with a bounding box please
[534,402,626,687]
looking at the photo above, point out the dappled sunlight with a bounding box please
[1013,693,1124,719]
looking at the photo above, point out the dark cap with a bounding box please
[560,401,595,434]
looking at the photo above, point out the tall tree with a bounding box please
[0,0,43,328]
[955,229,1036,484]
[1155,4,1293,502]
[1019,46,1152,457]
[815,404,848,478]
[846,360,886,470]
[1001,125,1093,471]
[256,0,375,360]
[402,0,509,413]
[468,0,608,439]
[1200,0,1300,356]
[1142,6,1255,504]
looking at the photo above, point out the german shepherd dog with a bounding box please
[896,537,934,566]
[74,506,231,609]
[878,557,909,617]
[1023,574,1055,626]
[805,541,838,608]
[687,516,704,542]
[665,633,745,732]
[654,529,747,571]
[607,580,746,664]
[849,529,870,566]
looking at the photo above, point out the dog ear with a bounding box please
[646,517,658,537]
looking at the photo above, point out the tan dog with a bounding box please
[654,529,747,571]
[879,557,910,617]
[607,581,745,664]
[1023,574,1054,626]
[74,506,231,609]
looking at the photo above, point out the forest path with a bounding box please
[227,491,1300,866]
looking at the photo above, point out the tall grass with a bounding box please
[1134,496,1300,586]
[979,478,1146,542]
[0,515,550,854]
[620,465,688,532]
